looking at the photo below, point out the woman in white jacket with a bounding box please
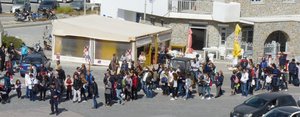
[241,69,249,97]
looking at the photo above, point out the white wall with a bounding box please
[101,0,169,18]
[117,9,137,22]
[212,2,241,22]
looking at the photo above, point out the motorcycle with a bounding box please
[14,9,30,21]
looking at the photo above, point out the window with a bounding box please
[251,0,264,4]
[282,0,295,3]
[220,27,227,46]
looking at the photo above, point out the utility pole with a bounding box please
[84,0,86,15]
[144,0,147,22]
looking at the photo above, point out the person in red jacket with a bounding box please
[131,70,138,100]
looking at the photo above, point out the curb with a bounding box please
[3,21,52,29]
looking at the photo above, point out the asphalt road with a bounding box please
[1,25,300,117]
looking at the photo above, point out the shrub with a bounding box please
[56,6,74,14]
[2,34,24,49]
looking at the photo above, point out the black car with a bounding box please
[170,57,193,75]
[262,106,300,117]
[230,92,298,117]
[38,0,59,11]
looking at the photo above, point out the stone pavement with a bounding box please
[0,61,299,117]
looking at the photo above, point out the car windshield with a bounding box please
[41,1,54,5]
[71,1,82,5]
[22,58,42,64]
[14,0,25,4]
[264,109,291,117]
[244,96,268,108]
[171,60,186,70]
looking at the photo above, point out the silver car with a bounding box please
[10,0,31,13]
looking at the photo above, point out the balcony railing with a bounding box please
[168,0,213,14]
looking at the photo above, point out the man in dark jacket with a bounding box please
[72,74,82,103]
[49,83,59,115]
[288,59,297,84]
[91,78,98,109]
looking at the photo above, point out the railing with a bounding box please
[168,0,213,14]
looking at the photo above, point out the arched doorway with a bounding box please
[264,31,289,56]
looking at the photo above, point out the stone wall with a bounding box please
[230,0,300,17]
[252,21,300,61]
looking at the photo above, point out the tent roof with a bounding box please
[52,15,171,42]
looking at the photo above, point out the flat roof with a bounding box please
[240,15,300,23]
[52,15,171,42]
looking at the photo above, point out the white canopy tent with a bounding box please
[52,15,172,65]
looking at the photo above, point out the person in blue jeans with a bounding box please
[184,76,192,100]
[240,69,249,97]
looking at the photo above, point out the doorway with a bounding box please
[191,28,206,50]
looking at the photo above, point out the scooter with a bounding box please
[14,9,30,21]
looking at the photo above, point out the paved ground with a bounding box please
[1,24,300,117]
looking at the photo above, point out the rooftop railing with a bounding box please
[168,0,213,14]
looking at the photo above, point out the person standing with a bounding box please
[124,73,132,101]
[15,79,22,98]
[240,69,249,97]
[65,75,73,100]
[86,70,94,99]
[215,71,224,98]
[115,73,124,105]
[72,74,82,103]
[131,71,138,100]
[39,75,48,101]
[288,59,298,84]
[49,83,59,115]
[91,78,99,109]
[104,76,112,107]
[138,52,146,67]
[184,75,192,100]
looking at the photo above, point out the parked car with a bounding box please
[38,0,59,11]
[230,92,298,117]
[19,53,51,77]
[70,0,83,10]
[262,106,300,117]
[10,0,31,13]
[170,57,193,75]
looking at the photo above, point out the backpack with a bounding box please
[204,64,211,73]
[234,76,239,84]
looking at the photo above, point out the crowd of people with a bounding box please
[0,42,300,116]
[229,53,300,97]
